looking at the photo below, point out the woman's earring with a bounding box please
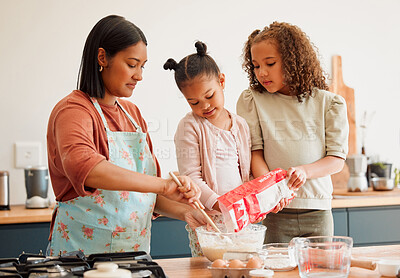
[99,65,103,72]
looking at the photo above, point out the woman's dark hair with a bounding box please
[242,22,328,102]
[163,41,220,89]
[78,15,147,98]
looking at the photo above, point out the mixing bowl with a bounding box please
[371,177,394,191]
[196,224,266,261]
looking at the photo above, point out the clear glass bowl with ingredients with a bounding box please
[196,224,266,261]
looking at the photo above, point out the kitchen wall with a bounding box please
[1,0,399,205]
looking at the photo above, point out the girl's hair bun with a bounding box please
[195,41,207,56]
[163,58,178,71]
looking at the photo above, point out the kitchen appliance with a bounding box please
[293,236,353,278]
[0,250,166,277]
[24,166,50,209]
[346,154,368,192]
[0,171,10,210]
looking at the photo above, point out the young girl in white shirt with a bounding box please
[164,41,290,256]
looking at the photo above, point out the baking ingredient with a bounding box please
[196,224,266,261]
[228,259,245,268]
[218,168,294,232]
[246,257,263,269]
[249,269,275,278]
[264,253,294,271]
[211,259,227,268]
[202,247,229,262]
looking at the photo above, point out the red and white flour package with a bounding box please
[217,168,295,232]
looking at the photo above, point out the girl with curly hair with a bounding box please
[237,22,349,243]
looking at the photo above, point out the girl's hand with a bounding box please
[253,214,266,223]
[183,207,208,231]
[270,192,296,213]
[163,174,202,209]
[212,201,221,212]
[286,166,307,190]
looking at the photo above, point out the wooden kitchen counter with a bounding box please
[155,245,400,278]
[0,204,54,224]
[1,188,400,224]
[332,187,400,208]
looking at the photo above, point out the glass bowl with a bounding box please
[195,224,266,261]
[257,243,297,271]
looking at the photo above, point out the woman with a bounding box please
[46,15,206,255]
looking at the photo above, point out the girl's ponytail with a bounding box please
[163,58,179,71]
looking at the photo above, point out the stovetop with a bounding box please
[0,251,166,278]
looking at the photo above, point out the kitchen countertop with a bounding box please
[155,244,400,278]
[0,204,54,224]
[1,187,400,224]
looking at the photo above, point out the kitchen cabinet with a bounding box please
[333,205,400,246]
[0,216,190,259]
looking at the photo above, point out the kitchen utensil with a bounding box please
[24,166,50,208]
[351,258,400,277]
[346,154,368,192]
[196,224,266,261]
[329,55,355,191]
[168,171,221,233]
[293,236,353,278]
[329,55,356,155]
[0,171,10,210]
[257,243,296,271]
[350,258,376,270]
[376,259,400,277]
[371,177,395,191]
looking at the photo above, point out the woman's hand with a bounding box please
[183,207,208,231]
[286,166,307,190]
[162,174,202,209]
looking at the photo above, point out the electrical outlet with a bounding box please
[15,142,42,169]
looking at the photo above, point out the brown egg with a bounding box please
[211,259,227,268]
[228,259,245,268]
[246,257,262,269]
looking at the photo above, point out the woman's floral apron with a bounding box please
[49,98,157,256]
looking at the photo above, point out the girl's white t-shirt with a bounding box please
[215,129,243,196]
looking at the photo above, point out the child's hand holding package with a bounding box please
[217,168,295,232]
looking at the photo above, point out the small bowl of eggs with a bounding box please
[208,256,264,278]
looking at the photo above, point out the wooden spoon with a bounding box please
[168,171,221,233]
